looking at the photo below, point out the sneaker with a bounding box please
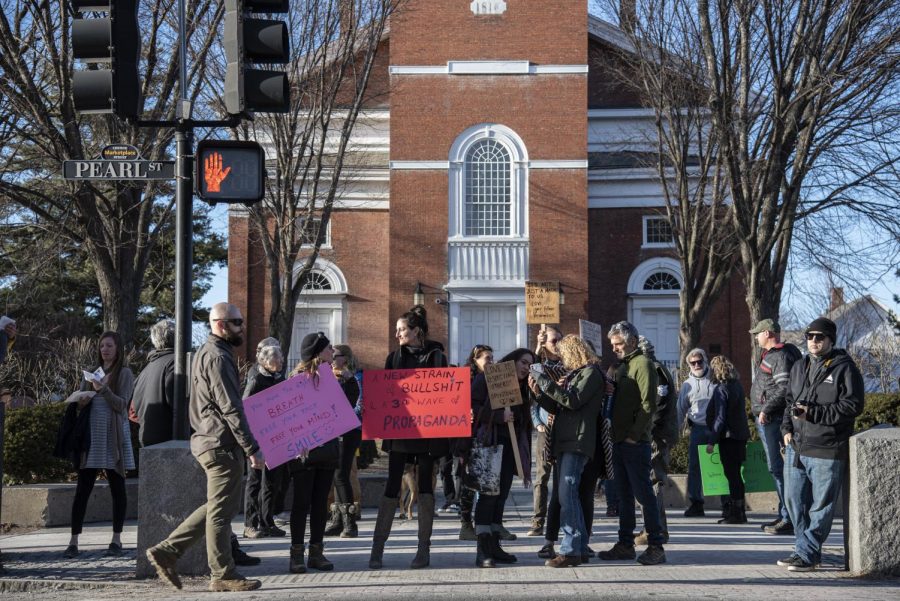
[537,543,556,559]
[598,542,636,561]
[497,525,517,541]
[104,542,123,557]
[545,554,581,568]
[274,512,290,526]
[447,503,461,513]
[265,525,287,537]
[232,547,261,566]
[764,520,795,536]
[761,517,782,530]
[584,546,596,558]
[243,526,266,539]
[527,525,544,537]
[637,545,667,565]
[209,574,262,592]
[787,559,818,572]
[438,503,452,513]
[146,546,182,590]
[684,502,705,517]
[776,553,802,567]
[605,506,619,518]
[63,545,79,559]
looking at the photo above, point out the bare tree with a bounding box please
[0,0,223,344]
[597,2,740,367]
[234,0,399,354]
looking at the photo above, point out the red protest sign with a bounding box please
[361,367,471,440]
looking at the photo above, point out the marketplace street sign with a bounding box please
[63,144,175,180]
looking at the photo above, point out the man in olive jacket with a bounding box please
[599,321,666,566]
[146,303,265,592]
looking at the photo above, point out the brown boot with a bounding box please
[307,542,333,571]
[323,503,343,537]
[208,573,262,592]
[369,496,398,570]
[410,493,434,569]
[288,544,306,574]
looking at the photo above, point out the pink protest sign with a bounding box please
[243,365,360,469]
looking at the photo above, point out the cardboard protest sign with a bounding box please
[525,280,560,324]
[362,367,471,440]
[243,365,360,469]
[698,440,776,496]
[578,319,604,355]
[485,361,522,410]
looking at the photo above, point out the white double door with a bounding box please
[457,304,519,363]
[634,308,680,366]
[289,308,335,367]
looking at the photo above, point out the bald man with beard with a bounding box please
[147,303,266,592]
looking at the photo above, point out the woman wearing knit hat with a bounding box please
[368,305,450,570]
[285,332,339,574]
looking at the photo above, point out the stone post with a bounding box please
[848,427,900,576]
[136,440,210,578]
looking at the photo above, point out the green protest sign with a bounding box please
[698,440,776,496]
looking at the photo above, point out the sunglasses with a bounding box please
[689,359,704,366]
[805,333,827,342]
[333,354,345,359]
[215,318,244,326]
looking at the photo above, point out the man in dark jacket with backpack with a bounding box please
[749,318,802,535]
[779,317,864,573]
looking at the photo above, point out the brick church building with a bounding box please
[228,2,751,375]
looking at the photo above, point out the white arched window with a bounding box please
[464,140,511,236]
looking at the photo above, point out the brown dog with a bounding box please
[398,462,439,519]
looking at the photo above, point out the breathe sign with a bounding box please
[243,365,360,469]
[361,367,471,440]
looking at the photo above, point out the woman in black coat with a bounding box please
[369,305,449,570]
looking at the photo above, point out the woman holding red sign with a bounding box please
[369,305,449,570]
[471,348,535,568]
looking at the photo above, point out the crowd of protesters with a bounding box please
[44,301,864,590]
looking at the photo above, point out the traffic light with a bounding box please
[71,0,141,119]
[224,0,291,114]
[195,140,267,204]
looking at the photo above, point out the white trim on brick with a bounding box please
[389,61,588,76]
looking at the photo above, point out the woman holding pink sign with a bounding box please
[369,304,449,571]
[286,332,339,574]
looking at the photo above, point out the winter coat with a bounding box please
[677,351,715,427]
[189,334,259,459]
[471,373,532,483]
[380,340,450,456]
[781,349,865,460]
[750,343,802,418]
[611,349,658,443]
[131,348,176,448]
[706,379,750,443]
[650,360,678,446]
[533,364,605,459]
[53,401,92,470]
[243,364,285,398]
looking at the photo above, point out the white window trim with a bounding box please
[297,217,333,250]
[627,257,683,296]
[642,215,676,249]
[449,123,529,240]
[389,61,588,76]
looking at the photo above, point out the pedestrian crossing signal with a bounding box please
[195,140,265,204]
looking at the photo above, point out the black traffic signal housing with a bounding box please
[71,0,141,119]
[224,0,291,114]
[195,140,266,204]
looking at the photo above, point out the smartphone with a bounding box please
[529,363,544,376]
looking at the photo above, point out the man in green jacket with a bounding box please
[599,321,667,566]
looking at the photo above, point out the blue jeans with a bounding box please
[784,446,845,564]
[614,441,665,546]
[687,424,710,503]
[756,417,789,522]
[557,452,589,557]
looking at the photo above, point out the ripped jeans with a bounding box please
[557,451,589,557]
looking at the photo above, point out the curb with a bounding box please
[0,578,137,593]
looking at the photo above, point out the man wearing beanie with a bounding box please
[749,318,802,535]
[778,317,864,572]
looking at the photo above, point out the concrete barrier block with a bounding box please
[136,441,209,578]
[2,480,139,528]
[849,427,900,576]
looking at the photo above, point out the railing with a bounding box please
[447,238,529,283]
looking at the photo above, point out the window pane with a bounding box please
[645,217,674,244]
[465,140,511,236]
[643,272,681,290]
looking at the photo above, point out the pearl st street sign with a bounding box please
[62,144,175,180]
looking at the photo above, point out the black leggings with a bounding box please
[334,430,362,504]
[718,438,747,500]
[474,437,515,527]
[290,467,334,546]
[383,451,436,498]
[545,458,599,543]
[71,468,126,535]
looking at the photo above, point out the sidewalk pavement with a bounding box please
[1,486,896,601]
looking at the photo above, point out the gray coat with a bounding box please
[189,335,259,459]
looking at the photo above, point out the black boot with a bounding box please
[410,493,434,569]
[288,544,306,574]
[723,499,747,524]
[369,496,398,570]
[475,532,495,568]
[307,542,334,571]
[323,503,343,537]
[490,531,517,564]
[339,503,358,538]
[717,500,733,524]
